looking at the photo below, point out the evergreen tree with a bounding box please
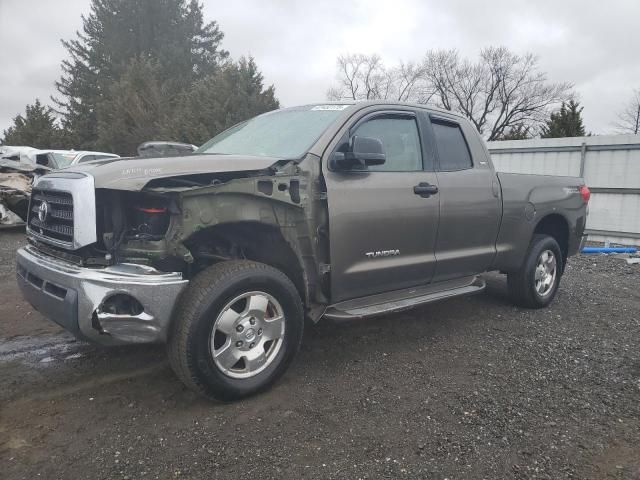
[96,58,176,155]
[541,100,587,138]
[171,57,280,146]
[1,99,66,149]
[55,0,228,149]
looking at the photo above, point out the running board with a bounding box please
[323,276,486,320]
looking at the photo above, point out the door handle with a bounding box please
[413,182,439,198]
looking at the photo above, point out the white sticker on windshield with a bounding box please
[311,105,350,111]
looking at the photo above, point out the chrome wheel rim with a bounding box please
[209,291,285,379]
[534,249,557,297]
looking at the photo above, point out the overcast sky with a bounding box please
[1,0,639,136]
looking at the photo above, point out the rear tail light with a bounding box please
[579,185,591,203]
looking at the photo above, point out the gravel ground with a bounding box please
[1,230,639,479]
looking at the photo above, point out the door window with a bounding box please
[432,120,473,171]
[353,116,422,171]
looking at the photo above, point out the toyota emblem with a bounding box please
[38,201,50,223]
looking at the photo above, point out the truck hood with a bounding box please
[64,154,280,190]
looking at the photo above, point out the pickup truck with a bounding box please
[16,102,589,400]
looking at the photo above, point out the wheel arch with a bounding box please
[533,213,570,269]
[183,221,309,307]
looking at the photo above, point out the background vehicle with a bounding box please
[44,150,120,168]
[137,141,198,157]
[1,147,119,169]
[16,102,589,400]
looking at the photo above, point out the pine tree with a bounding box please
[96,58,176,155]
[171,57,280,146]
[1,99,66,149]
[541,100,587,138]
[55,0,229,149]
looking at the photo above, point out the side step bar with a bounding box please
[323,276,486,321]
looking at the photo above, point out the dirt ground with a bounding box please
[1,230,639,480]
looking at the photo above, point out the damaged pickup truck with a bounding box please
[16,102,589,400]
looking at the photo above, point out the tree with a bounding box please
[1,99,66,148]
[55,0,229,149]
[96,58,176,155]
[495,123,533,141]
[171,57,280,146]
[540,100,587,138]
[327,54,431,103]
[422,47,572,140]
[327,47,573,140]
[327,54,388,101]
[613,89,640,135]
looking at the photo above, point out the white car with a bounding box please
[45,150,120,169]
[1,147,119,169]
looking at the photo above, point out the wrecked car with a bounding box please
[34,149,120,169]
[15,102,589,400]
[0,147,119,226]
[1,146,119,169]
[0,159,50,226]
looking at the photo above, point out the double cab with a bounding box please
[16,102,589,400]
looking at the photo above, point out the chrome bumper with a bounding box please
[16,245,188,345]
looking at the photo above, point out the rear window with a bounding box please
[432,121,473,171]
[51,152,79,168]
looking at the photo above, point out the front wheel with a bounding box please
[508,234,563,309]
[168,260,304,401]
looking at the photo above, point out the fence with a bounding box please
[487,135,640,246]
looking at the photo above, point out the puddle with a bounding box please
[0,333,87,367]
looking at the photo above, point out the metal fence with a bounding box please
[487,135,640,246]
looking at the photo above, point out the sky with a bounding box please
[0,0,639,136]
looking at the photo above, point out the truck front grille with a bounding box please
[28,189,75,245]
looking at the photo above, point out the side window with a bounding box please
[431,120,473,171]
[353,116,422,172]
[35,153,52,167]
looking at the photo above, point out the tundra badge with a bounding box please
[365,249,400,259]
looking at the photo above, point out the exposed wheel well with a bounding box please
[184,222,307,305]
[534,214,569,267]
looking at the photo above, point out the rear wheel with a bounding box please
[508,234,562,309]
[168,260,304,401]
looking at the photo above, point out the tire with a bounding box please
[167,260,304,401]
[507,234,563,309]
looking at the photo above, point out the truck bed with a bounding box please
[493,172,587,272]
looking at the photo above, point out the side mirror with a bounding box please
[331,135,386,170]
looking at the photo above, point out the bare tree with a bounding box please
[613,89,640,134]
[327,47,572,140]
[421,47,572,140]
[394,61,426,101]
[327,54,388,101]
[327,54,433,102]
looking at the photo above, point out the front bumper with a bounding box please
[16,245,188,345]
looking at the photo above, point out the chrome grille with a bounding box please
[28,189,75,245]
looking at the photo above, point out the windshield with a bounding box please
[51,152,79,168]
[196,105,351,159]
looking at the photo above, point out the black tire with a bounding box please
[167,260,304,401]
[507,234,563,309]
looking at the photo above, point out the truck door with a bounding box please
[323,109,440,303]
[427,115,501,282]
